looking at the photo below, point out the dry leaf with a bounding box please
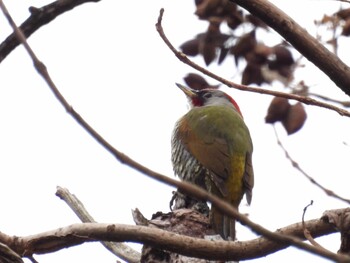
[184,73,219,90]
[242,62,264,85]
[180,39,200,56]
[342,18,350,36]
[265,97,290,124]
[231,30,257,65]
[282,102,307,135]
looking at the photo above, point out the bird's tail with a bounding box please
[211,205,236,240]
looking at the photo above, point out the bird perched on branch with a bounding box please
[171,83,254,240]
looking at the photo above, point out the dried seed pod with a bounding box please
[282,102,307,135]
[273,45,294,66]
[201,40,217,65]
[184,73,219,90]
[265,97,291,124]
[231,30,257,65]
[180,39,200,56]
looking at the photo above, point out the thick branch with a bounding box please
[0,0,101,62]
[0,218,338,261]
[232,0,350,96]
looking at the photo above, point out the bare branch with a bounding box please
[56,186,141,263]
[231,0,350,96]
[309,92,350,108]
[0,217,340,261]
[155,9,350,118]
[273,126,350,204]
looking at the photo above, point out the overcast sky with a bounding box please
[0,1,349,262]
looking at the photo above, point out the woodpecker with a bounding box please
[171,83,254,240]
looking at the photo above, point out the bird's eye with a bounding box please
[203,92,212,99]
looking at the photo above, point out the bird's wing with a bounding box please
[179,123,231,196]
[243,152,254,204]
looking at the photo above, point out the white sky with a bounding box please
[0,1,349,262]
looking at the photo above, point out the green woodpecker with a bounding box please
[171,83,254,240]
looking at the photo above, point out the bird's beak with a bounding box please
[175,83,196,98]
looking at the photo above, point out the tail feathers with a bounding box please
[211,205,236,240]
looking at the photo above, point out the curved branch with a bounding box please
[0,218,338,261]
[0,0,101,63]
[56,186,141,263]
[155,8,350,118]
[231,0,350,96]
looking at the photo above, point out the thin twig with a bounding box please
[309,92,350,108]
[0,2,348,261]
[155,8,350,118]
[273,126,350,204]
[56,186,141,263]
[302,201,322,248]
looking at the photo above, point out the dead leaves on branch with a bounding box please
[195,0,243,28]
[265,97,307,135]
[179,0,306,133]
[316,7,350,51]
[333,8,350,36]
[180,0,297,87]
[180,19,230,66]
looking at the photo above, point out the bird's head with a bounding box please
[176,83,242,117]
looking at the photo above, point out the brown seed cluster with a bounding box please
[265,97,307,135]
